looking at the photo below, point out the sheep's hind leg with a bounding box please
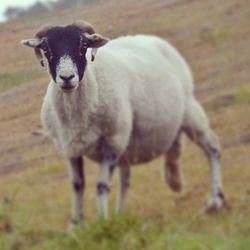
[97,153,117,219]
[117,165,130,213]
[183,99,225,212]
[68,157,85,230]
[164,132,183,192]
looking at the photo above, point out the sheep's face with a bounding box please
[21,24,108,93]
[36,26,84,91]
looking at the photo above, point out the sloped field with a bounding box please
[0,0,250,249]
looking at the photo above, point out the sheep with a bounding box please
[21,20,225,229]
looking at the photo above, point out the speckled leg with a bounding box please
[183,99,225,212]
[68,157,85,231]
[96,153,117,219]
[117,165,130,213]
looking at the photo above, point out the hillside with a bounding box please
[0,0,250,249]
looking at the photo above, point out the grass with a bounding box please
[0,186,250,250]
[0,0,250,249]
[0,67,44,92]
[236,86,250,105]
[0,147,250,250]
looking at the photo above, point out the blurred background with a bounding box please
[0,0,249,249]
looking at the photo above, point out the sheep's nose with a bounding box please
[59,74,75,82]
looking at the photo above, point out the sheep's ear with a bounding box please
[85,34,109,62]
[85,34,109,48]
[20,38,46,67]
[20,38,43,48]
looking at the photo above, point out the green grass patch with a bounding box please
[236,86,250,105]
[0,67,44,92]
[1,210,250,250]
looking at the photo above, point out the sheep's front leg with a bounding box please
[117,165,130,213]
[68,157,85,230]
[97,153,116,219]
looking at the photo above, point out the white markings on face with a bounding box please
[56,55,79,91]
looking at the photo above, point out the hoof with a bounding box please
[206,194,225,213]
[67,219,82,233]
[168,178,182,192]
[68,223,76,233]
[165,170,183,193]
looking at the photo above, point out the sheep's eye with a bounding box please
[79,42,88,56]
[40,43,48,51]
[49,55,54,61]
[79,46,87,56]
[43,50,53,61]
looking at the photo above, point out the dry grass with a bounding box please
[0,0,250,249]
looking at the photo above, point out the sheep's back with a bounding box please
[95,35,190,164]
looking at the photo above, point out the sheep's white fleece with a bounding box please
[41,35,195,164]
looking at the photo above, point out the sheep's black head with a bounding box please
[21,21,109,92]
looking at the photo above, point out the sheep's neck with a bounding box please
[52,82,93,128]
[62,92,83,121]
